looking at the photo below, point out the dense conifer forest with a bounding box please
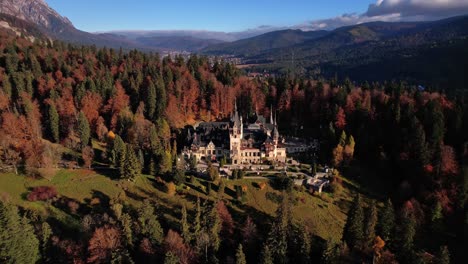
[0,29,467,264]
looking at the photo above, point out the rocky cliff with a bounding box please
[0,0,73,35]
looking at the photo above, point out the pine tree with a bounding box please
[437,245,450,264]
[267,193,291,264]
[339,131,347,146]
[430,201,443,232]
[41,222,52,261]
[164,251,179,264]
[120,213,133,247]
[322,240,340,264]
[0,201,40,264]
[180,205,191,243]
[77,111,91,149]
[378,199,395,243]
[159,150,173,174]
[343,194,364,249]
[121,144,141,181]
[110,135,126,169]
[410,117,429,166]
[236,244,247,264]
[138,200,163,246]
[47,104,59,143]
[193,197,201,237]
[155,75,166,121]
[397,205,416,252]
[260,244,274,264]
[145,80,157,120]
[298,228,311,264]
[206,203,221,252]
[364,201,378,247]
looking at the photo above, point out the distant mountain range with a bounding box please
[0,0,467,89]
[201,16,468,89]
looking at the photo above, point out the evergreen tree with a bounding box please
[164,251,179,264]
[430,201,443,232]
[267,193,291,264]
[41,222,52,262]
[121,144,141,181]
[111,249,134,264]
[2,75,12,98]
[155,75,167,121]
[378,199,395,244]
[138,200,163,245]
[193,197,201,237]
[159,150,173,174]
[110,135,126,169]
[437,245,450,264]
[77,111,91,149]
[410,117,429,166]
[173,169,185,185]
[205,202,221,252]
[343,194,364,249]
[339,131,347,146]
[260,244,274,264]
[0,201,40,264]
[236,244,247,264]
[298,228,311,264]
[145,80,157,120]
[364,201,378,247]
[180,205,191,243]
[120,213,133,247]
[322,240,340,264]
[47,104,59,143]
[396,205,416,253]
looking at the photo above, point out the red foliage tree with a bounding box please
[216,201,234,238]
[164,230,193,264]
[80,91,102,129]
[241,216,258,246]
[82,146,94,169]
[104,81,130,130]
[335,107,346,130]
[55,87,77,137]
[441,145,459,176]
[27,186,58,201]
[87,225,122,263]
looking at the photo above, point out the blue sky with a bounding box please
[46,0,374,32]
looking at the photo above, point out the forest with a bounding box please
[0,28,467,264]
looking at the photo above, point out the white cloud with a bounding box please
[294,13,402,31]
[366,0,468,17]
[293,0,468,31]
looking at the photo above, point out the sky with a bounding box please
[46,0,468,33]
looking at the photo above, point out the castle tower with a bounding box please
[270,105,274,124]
[230,100,242,164]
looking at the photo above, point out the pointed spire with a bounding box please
[270,105,274,124]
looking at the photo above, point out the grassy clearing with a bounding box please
[0,169,365,242]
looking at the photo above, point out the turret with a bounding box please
[273,113,279,143]
[270,105,274,124]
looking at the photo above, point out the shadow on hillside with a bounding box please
[93,167,119,180]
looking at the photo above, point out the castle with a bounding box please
[184,104,287,165]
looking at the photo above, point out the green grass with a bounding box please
[0,168,366,242]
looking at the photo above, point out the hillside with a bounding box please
[203,29,328,56]
[135,35,225,52]
[203,16,468,90]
